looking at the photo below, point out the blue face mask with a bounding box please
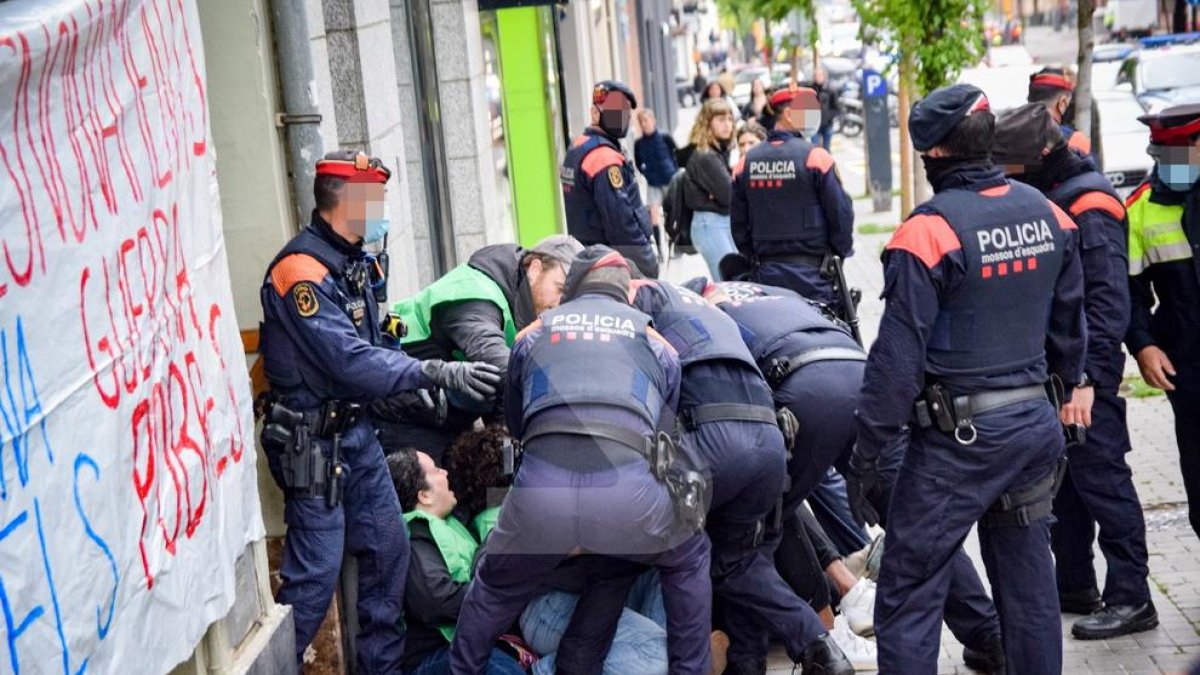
[1156,162,1200,192]
[364,216,389,244]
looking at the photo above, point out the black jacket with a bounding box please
[680,143,733,215]
[401,518,475,671]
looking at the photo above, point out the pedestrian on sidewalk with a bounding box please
[995,103,1157,641]
[678,98,737,280]
[633,108,677,261]
[848,84,1086,674]
[1125,103,1200,540]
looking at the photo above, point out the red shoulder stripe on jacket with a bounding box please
[885,214,961,269]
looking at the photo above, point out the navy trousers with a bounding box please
[688,420,828,672]
[1166,390,1200,538]
[271,421,409,672]
[876,400,1064,675]
[1052,388,1150,605]
[449,451,713,675]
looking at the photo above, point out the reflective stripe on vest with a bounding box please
[403,510,479,642]
[392,264,517,349]
[523,296,667,427]
[922,182,1066,378]
[1127,188,1190,276]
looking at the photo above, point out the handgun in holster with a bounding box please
[653,431,708,532]
[915,383,959,434]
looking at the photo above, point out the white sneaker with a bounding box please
[831,614,878,671]
[839,577,876,637]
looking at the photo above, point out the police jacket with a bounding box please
[561,128,659,278]
[855,164,1086,462]
[630,280,772,410]
[1126,176,1200,387]
[505,288,681,467]
[730,129,854,260]
[259,212,432,409]
[712,281,862,381]
[1038,149,1130,389]
[401,515,479,672]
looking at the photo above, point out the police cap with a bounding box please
[562,245,630,301]
[1028,66,1075,96]
[528,234,584,270]
[992,102,1064,167]
[909,84,991,153]
[767,85,818,112]
[315,150,392,184]
[593,80,638,109]
[1139,104,1200,147]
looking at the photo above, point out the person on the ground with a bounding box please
[561,80,658,278]
[812,67,841,151]
[448,246,713,674]
[676,99,738,280]
[995,103,1157,640]
[730,86,855,312]
[630,278,857,674]
[258,150,502,671]
[742,77,770,123]
[377,235,582,462]
[698,277,1007,672]
[634,109,678,261]
[388,448,527,675]
[1125,103,1200,540]
[1027,66,1102,168]
[736,119,768,158]
[848,84,1086,674]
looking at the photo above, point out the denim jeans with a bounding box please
[411,647,526,675]
[521,573,668,675]
[690,210,737,281]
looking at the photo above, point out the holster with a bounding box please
[980,457,1068,529]
[260,397,356,507]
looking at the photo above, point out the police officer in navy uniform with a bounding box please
[1027,66,1099,168]
[561,81,659,278]
[1126,104,1200,539]
[630,279,854,675]
[847,85,1086,674]
[730,86,854,308]
[449,246,712,674]
[259,150,502,671]
[994,104,1157,640]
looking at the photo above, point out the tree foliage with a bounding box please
[852,0,989,96]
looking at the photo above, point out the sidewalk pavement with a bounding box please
[660,194,1200,674]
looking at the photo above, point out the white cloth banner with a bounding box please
[0,0,264,672]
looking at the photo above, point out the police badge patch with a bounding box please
[608,165,624,189]
[294,282,319,317]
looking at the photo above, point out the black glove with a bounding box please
[845,451,882,528]
[420,360,502,403]
[776,407,800,452]
[370,388,448,427]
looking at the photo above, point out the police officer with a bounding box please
[994,103,1157,640]
[375,235,583,462]
[1027,66,1099,167]
[449,247,712,674]
[1126,103,1200,539]
[561,81,659,278]
[730,86,854,309]
[259,150,502,670]
[630,279,854,675]
[847,84,1086,674]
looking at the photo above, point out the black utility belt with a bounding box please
[757,253,824,267]
[765,346,867,388]
[678,403,777,430]
[914,383,1048,445]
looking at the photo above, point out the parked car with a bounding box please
[1096,90,1155,198]
[1117,43,1200,111]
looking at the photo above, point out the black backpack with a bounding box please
[662,168,696,254]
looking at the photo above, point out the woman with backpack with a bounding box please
[677,98,737,280]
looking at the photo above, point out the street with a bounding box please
[665,24,1200,674]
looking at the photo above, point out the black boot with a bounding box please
[1072,601,1159,640]
[962,634,1006,674]
[1058,587,1103,614]
[797,634,855,675]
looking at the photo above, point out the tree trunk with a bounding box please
[1076,0,1095,139]
[898,53,914,217]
